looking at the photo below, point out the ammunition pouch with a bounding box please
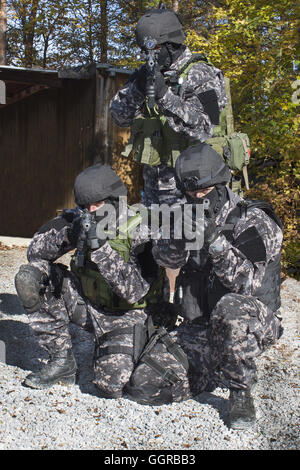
[122,114,193,167]
[71,258,147,312]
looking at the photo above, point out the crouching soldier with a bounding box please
[14,163,165,398]
[124,143,283,430]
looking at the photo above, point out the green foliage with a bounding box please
[184,0,300,278]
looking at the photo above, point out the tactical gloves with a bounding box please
[67,216,81,247]
[134,64,167,100]
[154,66,168,99]
[135,64,148,95]
[67,214,106,250]
[152,238,188,270]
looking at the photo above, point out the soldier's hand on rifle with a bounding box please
[154,65,167,99]
[67,216,81,247]
[86,220,106,251]
[152,238,187,270]
[135,64,148,95]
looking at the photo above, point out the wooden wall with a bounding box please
[0,68,143,237]
[0,78,95,237]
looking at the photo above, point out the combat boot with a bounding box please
[24,349,77,389]
[227,388,256,430]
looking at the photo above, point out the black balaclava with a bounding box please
[157,43,186,71]
[185,184,228,216]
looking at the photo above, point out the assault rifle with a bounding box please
[143,36,159,109]
[75,209,95,268]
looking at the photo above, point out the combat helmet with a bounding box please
[175,143,231,192]
[135,8,185,49]
[73,163,127,207]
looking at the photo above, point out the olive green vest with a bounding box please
[122,56,212,167]
[70,213,164,312]
[121,112,196,167]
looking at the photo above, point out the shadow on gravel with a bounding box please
[0,294,98,396]
[194,391,229,424]
[0,293,25,316]
[0,319,47,371]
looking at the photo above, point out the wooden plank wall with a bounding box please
[0,78,95,237]
[0,69,144,237]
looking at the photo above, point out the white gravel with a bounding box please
[0,246,299,451]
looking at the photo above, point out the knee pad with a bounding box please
[14,264,47,313]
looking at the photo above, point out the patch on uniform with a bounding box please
[233,226,266,263]
[197,89,220,125]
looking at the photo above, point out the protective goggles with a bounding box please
[180,176,205,192]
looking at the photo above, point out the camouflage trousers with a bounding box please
[142,164,182,207]
[22,261,282,403]
[22,261,148,398]
[125,293,283,405]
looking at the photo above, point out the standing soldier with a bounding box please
[110,7,227,206]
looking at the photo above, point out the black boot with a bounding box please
[227,388,256,430]
[24,349,77,389]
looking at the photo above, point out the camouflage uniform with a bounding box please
[110,46,228,206]
[125,187,283,404]
[24,209,153,397]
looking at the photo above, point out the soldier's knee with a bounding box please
[212,293,246,321]
[14,264,48,313]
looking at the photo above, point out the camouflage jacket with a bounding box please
[207,188,283,298]
[27,208,152,305]
[110,47,228,142]
[153,188,283,305]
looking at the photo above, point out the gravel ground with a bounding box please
[0,245,299,451]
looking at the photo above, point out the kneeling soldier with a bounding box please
[14,163,164,397]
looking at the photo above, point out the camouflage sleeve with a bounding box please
[27,226,72,263]
[90,240,150,304]
[157,62,228,141]
[110,74,145,128]
[208,209,283,295]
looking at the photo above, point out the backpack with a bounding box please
[206,77,251,195]
[172,55,251,195]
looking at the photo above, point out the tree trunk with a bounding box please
[0,0,7,64]
[172,0,179,12]
[99,0,108,63]
[23,0,39,68]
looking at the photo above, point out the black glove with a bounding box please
[134,64,148,95]
[154,66,168,99]
[152,238,187,269]
[67,216,81,247]
[86,220,106,251]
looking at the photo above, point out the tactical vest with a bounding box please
[70,213,164,312]
[177,200,282,321]
[122,54,215,167]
